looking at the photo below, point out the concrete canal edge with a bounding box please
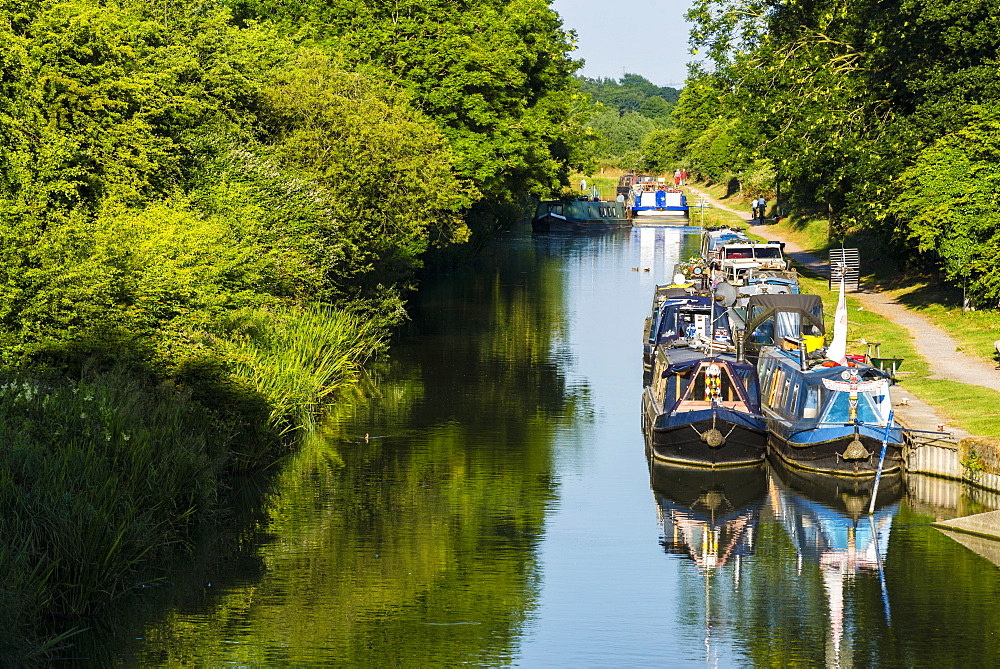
[906,407,1000,545]
[934,510,1000,549]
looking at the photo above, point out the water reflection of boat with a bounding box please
[650,459,767,569]
[768,457,900,667]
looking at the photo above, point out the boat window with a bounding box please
[803,385,820,419]
[548,204,563,215]
[734,367,760,406]
[775,311,801,339]
[790,382,800,414]
[760,360,774,393]
[676,365,741,403]
[657,364,669,399]
[820,388,884,425]
[767,369,785,406]
[750,318,774,345]
[753,247,782,259]
[673,370,689,400]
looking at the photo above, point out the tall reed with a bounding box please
[0,370,219,659]
[0,306,383,661]
[220,306,383,436]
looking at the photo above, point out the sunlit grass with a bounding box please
[220,306,383,436]
[795,275,1000,438]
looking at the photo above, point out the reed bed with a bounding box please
[0,370,218,658]
[0,306,383,662]
[220,306,383,436]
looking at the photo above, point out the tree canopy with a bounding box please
[575,73,682,170]
[674,0,1000,303]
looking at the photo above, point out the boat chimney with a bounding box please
[798,338,808,371]
[735,329,746,362]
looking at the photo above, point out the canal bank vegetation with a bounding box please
[668,0,1000,311]
[0,0,586,660]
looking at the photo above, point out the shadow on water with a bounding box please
[61,231,591,666]
[54,226,1000,665]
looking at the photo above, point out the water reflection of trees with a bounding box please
[124,235,587,665]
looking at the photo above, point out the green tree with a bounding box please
[227,0,584,202]
[890,106,1000,304]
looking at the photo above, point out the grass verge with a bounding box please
[0,306,381,662]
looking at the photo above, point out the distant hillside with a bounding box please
[577,73,680,119]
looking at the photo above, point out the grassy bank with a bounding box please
[0,309,381,661]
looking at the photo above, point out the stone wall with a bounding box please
[903,435,1000,494]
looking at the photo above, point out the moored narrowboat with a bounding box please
[531,198,630,232]
[641,288,713,384]
[743,294,904,477]
[643,348,767,468]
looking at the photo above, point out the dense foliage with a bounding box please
[0,0,583,658]
[576,74,682,171]
[674,0,1000,304]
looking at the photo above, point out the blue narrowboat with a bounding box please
[743,294,904,476]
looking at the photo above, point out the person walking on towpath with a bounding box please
[680,168,687,186]
[674,169,682,186]
[757,197,767,221]
[751,199,759,220]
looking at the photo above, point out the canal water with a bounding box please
[85,227,1000,666]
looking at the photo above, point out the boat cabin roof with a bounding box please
[744,294,825,336]
[760,346,892,383]
[658,348,754,375]
[701,227,750,252]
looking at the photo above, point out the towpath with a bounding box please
[688,185,1000,437]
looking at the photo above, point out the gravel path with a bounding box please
[688,185,1000,435]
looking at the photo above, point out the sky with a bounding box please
[549,0,696,89]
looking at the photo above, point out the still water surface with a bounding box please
[94,227,1000,666]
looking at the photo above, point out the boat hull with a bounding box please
[531,213,630,232]
[631,210,689,226]
[766,419,904,477]
[643,401,767,468]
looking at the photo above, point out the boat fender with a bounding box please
[701,428,726,448]
[843,439,870,460]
